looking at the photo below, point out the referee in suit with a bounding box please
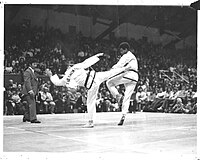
[22,58,41,123]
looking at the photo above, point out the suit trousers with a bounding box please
[23,95,37,121]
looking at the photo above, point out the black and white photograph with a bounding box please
[1,0,198,160]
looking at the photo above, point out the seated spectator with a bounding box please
[175,85,187,105]
[61,92,71,113]
[4,87,7,115]
[101,91,112,112]
[185,91,197,114]
[129,92,137,113]
[96,93,103,112]
[108,96,119,112]
[148,87,166,112]
[157,87,176,113]
[136,86,147,112]
[144,90,156,112]
[6,79,14,91]
[10,88,24,115]
[171,98,188,113]
[39,86,56,114]
[4,63,13,73]
[75,90,87,113]
[68,88,80,113]
[5,89,14,115]
[5,80,16,115]
[52,88,64,113]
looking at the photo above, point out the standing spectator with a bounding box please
[21,58,41,123]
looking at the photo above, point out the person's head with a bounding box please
[18,84,22,89]
[118,42,130,55]
[29,58,38,70]
[8,79,13,86]
[176,98,182,104]
[43,87,49,93]
[138,86,143,92]
[11,88,17,94]
[19,57,25,63]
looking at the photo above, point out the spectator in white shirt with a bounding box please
[136,87,147,112]
[39,86,55,114]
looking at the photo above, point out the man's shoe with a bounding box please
[83,120,94,128]
[157,107,163,111]
[31,120,41,123]
[23,118,30,122]
[118,116,125,126]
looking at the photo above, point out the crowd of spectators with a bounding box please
[4,23,197,115]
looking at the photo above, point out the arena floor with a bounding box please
[3,112,197,160]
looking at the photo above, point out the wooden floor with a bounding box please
[3,112,197,160]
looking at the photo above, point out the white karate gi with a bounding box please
[106,51,139,115]
[50,54,130,121]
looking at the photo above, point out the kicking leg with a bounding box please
[106,76,124,98]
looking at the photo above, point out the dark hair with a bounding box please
[29,58,38,64]
[119,42,130,50]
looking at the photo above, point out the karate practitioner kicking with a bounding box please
[46,53,131,128]
[106,42,139,125]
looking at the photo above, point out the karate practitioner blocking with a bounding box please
[106,42,139,125]
[46,53,131,127]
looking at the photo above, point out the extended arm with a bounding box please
[112,52,135,69]
[45,69,67,86]
[46,69,77,88]
[50,74,67,86]
[78,53,103,69]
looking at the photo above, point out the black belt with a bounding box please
[84,68,96,90]
[123,69,139,83]
[123,77,138,83]
[128,69,138,74]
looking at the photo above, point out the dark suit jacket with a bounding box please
[22,67,38,95]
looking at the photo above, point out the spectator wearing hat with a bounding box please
[21,58,41,123]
